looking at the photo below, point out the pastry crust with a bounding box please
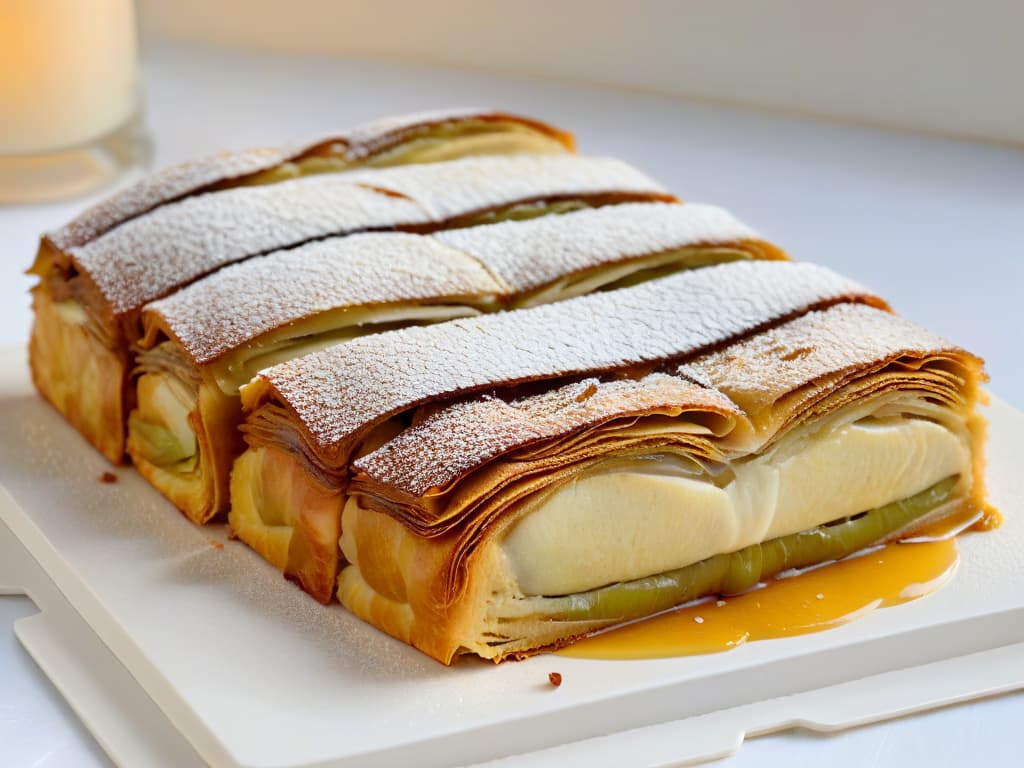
[245,261,883,467]
[338,303,987,663]
[130,203,760,526]
[29,287,128,462]
[145,203,780,369]
[24,109,993,666]
[236,260,885,602]
[56,155,667,319]
[30,147,665,462]
[356,303,975,502]
[45,108,575,252]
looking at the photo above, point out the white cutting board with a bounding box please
[1,345,1022,768]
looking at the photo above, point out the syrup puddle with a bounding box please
[559,537,960,660]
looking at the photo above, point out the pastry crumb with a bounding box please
[99,471,117,484]
[210,540,224,550]
[548,672,562,687]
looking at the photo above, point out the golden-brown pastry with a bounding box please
[340,299,989,662]
[234,260,890,604]
[129,203,785,525]
[30,148,671,463]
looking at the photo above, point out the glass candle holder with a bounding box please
[0,0,151,203]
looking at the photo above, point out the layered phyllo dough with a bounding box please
[236,261,989,660]
[341,303,988,661]
[129,203,784,524]
[30,137,671,462]
[235,261,889,603]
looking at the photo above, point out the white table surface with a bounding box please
[1,40,1022,768]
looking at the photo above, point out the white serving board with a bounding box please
[1,345,1022,768]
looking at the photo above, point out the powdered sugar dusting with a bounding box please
[681,302,973,413]
[436,202,764,293]
[147,201,770,365]
[47,107,563,250]
[47,147,289,252]
[256,261,881,454]
[71,179,429,316]
[353,372,740,496]
[73,154,668,316]
[356,303,973,498]
[147,233,502,364]
[343,155,668,221]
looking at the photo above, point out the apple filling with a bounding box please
[504,475,959,625]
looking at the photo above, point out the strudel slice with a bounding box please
[130,203,784,524]
[341,302,989,662]
[30,154,667,463]
[234,261,883,602]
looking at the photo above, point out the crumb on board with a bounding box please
[548,672,562,687]
[99,471,117,484]
[210,540,224,550]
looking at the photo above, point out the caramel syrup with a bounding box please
[559,537,961,660]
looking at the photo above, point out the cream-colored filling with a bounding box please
[503,416,969,596]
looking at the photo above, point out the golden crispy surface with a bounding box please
[28,287,128,463]
[230,445,345,603]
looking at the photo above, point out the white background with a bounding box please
[1,39,1023,767]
